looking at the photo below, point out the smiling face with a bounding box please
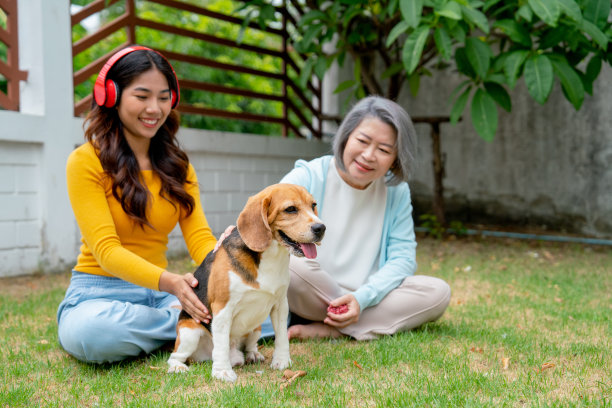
[117,68,173,146]
[339,117,398,189]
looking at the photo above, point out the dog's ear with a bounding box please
[237,191,273,252]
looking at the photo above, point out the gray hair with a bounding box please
[333,96,417,185]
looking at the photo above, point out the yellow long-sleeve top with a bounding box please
[66,142,216,290]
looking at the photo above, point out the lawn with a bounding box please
[1,235,610,407]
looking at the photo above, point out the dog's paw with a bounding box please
[245,350,265,364]
[212,367,238,382]
[230,348,245,367]
[167,361,189,373]
[270,356,292,370]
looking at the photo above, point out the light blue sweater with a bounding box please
[280,155,417,310]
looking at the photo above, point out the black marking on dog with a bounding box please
[180,249,215,332]
[278,230,304,256]
[224,228,261,285]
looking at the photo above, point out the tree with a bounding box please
[238,0,612,226]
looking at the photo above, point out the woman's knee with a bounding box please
[58,303,138,363]
[423,276,451,320]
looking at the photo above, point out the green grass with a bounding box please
[1,235,610,407]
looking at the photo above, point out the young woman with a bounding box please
[281,96,451,340]
[57,46,215,363]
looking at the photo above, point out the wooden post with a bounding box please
[431,122,446,227]
[281,1,288,138]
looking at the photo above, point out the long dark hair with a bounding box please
[83,48,194,227]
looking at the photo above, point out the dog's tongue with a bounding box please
[300,243,317,259]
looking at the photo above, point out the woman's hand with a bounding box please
[214,225,236,252]
[159,271,211,324]
[324,294,360,328]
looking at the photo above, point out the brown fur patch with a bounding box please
[208,249,232,315]
[173,318,204,352]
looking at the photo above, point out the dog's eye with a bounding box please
[284,206,297,213]
[312,203,317,211]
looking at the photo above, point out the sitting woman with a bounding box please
[282,96,451,340]
[57,46,214,363]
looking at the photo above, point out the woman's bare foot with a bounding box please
[287,322,344,340]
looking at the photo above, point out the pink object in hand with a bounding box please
[327,304,349,314]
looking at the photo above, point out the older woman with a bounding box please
[282,96,451,340]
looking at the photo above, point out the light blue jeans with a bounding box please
[57,271,180,364]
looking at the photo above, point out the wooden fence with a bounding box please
[0,0,28,111]
[70,0,324,139]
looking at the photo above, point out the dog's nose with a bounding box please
[311,223,326,238]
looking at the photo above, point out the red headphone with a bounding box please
[93,45,180,109]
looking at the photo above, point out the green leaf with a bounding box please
[299,24,324,51]
[434,27,452,61]
[448,79,472,103]
[524,54,554,104]
[527,0,560,26]
[341,6,364,29]
[583,0,611,28]
[483,0,504,12]
[437,1,462,20]
[493,20,532,47]
[236,10,254,45]
[484,82,512,112]
[455,47,477,78]
[539,26,570,49]
[485,73,507,85]
[334,80,357,94]
[259,4,276,27]
[447,22,466,43]
[299,57,316,88]
[314,55,328,79]
[382,62,404,79]
[503,50,529,88]
[386,20,410,48]
[465,37,492,79]
[388,0,399,16]
[579,71,593,95]
[471,88,498,141]
[518,4,534,22]
[400,0,423,28]
[461,5,490,34]
[402,26,429,74]
[557,0,582,22]
[450,86,471,124]
[408,72,421,96]
[579,19,609,50]
[585,55,602,82]
[550,56,585,110]
[299,10,327,26]
[580,56,601,95]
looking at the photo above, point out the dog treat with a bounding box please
[327,304,349,314]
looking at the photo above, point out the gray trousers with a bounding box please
[287,257,452,340]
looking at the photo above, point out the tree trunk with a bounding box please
[430,122,446,227]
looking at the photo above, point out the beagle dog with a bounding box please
[167,184,325,382]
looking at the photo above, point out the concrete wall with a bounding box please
[401,65,612,238]
[0,0,331,278]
